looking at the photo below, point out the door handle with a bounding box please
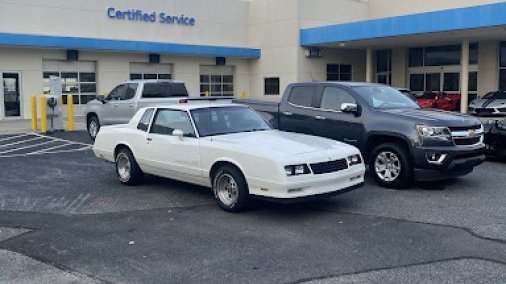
[314,115,326,120]
[344,138,358,143]
[129,103,134,107]
[114,104,119,107]
[146,137,152,141]
[282,111,293,116]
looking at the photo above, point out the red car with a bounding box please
[417,92,460,111]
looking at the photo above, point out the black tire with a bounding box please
[87,115,100,141]
[115,148,144,185]
[212,165,250,212]
[370,143,412,189]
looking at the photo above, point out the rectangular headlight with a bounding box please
[285,164,310,176]
[416,125,452,141]
[347,154,362,166]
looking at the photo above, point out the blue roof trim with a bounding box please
[0,32,260,58]
[300,2,506,46]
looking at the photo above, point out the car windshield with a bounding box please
[190,106,271,137]
[483,91,506,99]
[352,86,420,109]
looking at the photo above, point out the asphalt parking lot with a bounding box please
[0,131,505,283]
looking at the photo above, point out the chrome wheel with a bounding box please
[88,119,98,138]
[215,173,239,207]
[374,151,401,182]
[116,153,131,182]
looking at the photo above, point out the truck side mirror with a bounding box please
[97,95,106,104]
[341,103,358,114]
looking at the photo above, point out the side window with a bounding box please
[288,86,316,107]
[150,109,195,137]
[122,83,138,100]
[137,108,154,132]
[320,87,356,111]
[107,84,127,101]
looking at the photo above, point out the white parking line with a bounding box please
[0,132,92,158]
[0,140,59,155]
[0,136,44,148]
[0,134,32,143]
[31,133,92,146]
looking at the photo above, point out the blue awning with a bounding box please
[300,2,506,46]
[0,32,260,58]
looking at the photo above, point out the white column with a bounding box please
[366,47,373,83]
[460,40,470,114]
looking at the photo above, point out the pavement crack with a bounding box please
[287,256,506,284]
[319,208,506,245]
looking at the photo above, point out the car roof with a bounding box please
[143,103,247,111]
[292,81,386,87]
[123,79,185,84]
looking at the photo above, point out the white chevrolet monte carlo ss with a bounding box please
[93,103,365,212]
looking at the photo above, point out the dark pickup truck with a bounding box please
[237,82,486,188]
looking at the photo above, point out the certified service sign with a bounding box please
[107,7,196,26]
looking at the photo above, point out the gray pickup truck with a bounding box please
[85,80,189,139]
[238,82,486,188]
[85,80,232,139]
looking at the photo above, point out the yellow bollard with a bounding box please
[205,91,209,97]
[31,95,37,131]
[40,95,47,133]
[67,95,74,131]
[240,91,246,99]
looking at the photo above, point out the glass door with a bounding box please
[2,73,21,117]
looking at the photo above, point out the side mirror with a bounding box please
[341,103,358,113]
[97,95,106,104]
[172,129,184,139]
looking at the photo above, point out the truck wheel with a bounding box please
[370,143,412,189]
[212,165,250,212]
[115,148,144,185]
[87,115,100,141]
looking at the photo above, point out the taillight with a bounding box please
[178,99,188,103]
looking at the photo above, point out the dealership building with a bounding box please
[1,0,506,120]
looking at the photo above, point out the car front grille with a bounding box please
[454,137,482,146]
[310,159,348,175]
[449,125,483,146]
[475,108,494,114]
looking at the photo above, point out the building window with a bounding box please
[409,44,478,67]
[42,60,96,105]
[200,66,234,97]
[264,77,280,95]
[376,50,392,85]
[129,63,172,80]
[500,42,506,90]
[327,64,352,81]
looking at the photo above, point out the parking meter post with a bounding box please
[31,95,37,131]
[40,95,47,133]
[67,95,74,131]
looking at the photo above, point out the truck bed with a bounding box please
[234,99,280,128]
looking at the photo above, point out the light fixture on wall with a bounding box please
[305,47,322,58]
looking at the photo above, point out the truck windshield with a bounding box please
[191,106,271,137]
[352,86,420,109]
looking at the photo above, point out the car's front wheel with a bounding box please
[370,143,412,189]
[87,115,100,141]
[115,148,144,185]
[212,165,250,212]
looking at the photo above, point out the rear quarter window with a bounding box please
[137,108,154,131]
[288,86,316,107]
[141,82,188,98]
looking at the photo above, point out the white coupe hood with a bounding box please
[209,130,358,160]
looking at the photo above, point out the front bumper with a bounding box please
[247,165,365,199]
[412,144,486,181]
